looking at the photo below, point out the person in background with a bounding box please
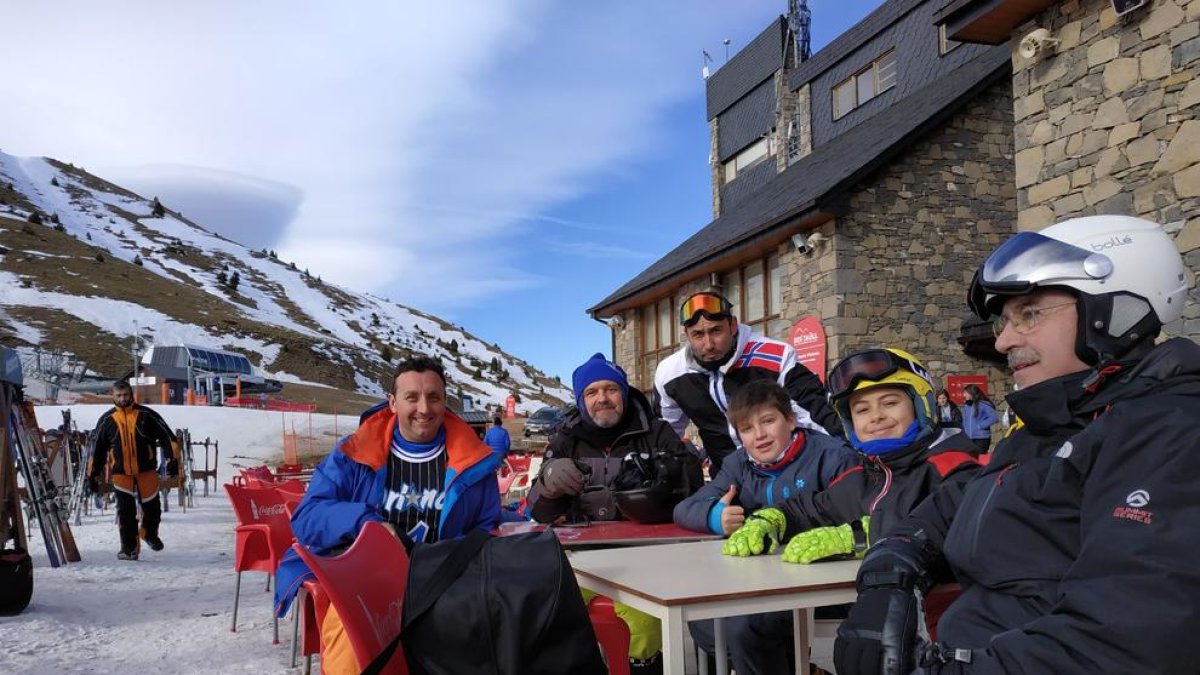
[483,415,510,460]
[960,384,997,452]
[274,356,500,675]
[935,389,962,429]
[654,291,839,477]
[89,380,180,560]
[674,379,856,675]
[834,215,1200,675]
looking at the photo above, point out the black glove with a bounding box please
[86,476,100,495]
[539,458,587,499]
[166,458,180,477]
[835,544,930,675]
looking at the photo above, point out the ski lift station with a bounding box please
[133,345,282,405]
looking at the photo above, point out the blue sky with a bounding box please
[0,1,883,384]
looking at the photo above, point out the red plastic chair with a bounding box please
[290,578,330,673]
[225,483,296,642]
[588,597,632,675]
[506,455,532,474]
[293,521,410,674]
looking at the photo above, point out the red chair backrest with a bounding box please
[224,483,295,561]
[507,456,531,473]
[274,478,307,498]
[294,521,410,674]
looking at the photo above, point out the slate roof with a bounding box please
[789,0,926,89]
[589,46,1011,317]
[705,17,788,120]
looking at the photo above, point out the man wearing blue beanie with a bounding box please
[528,353,688,673]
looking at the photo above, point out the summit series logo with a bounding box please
[1113,488,1152,524]
[1090,234,1132,251]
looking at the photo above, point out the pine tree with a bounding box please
[380,344,393,362]
[151,197,165,218]
[229,271,240,290]
[217,271,228,285]
[27,211,42,225]
[50,177,59,187]
[133,255,143,266]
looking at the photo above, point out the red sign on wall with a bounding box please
[945,375,988,406]
[788,316,828,383]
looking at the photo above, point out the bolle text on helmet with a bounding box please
[1090,234,1133,251]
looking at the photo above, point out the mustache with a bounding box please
[1007,348,1039,369]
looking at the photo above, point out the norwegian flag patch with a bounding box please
[733,341,786,372]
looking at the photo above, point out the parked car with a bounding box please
[524,406,567,438]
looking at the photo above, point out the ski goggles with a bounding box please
[679,292,733,326]
[967,231,1112,318]
[827,349,915,402]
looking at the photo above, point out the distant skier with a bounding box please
[89,380,180,560]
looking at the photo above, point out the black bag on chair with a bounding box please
[362,529,607,675]
[0,547,33,615]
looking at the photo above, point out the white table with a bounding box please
[571,539,859,675]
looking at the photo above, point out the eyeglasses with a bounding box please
[679,293,732,326]
[992,301,1076,337]
[827,349,906,401]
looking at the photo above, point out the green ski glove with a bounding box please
[722,507,787,557]
[781,516,871,564]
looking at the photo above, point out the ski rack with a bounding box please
[159,427,195,513]
[3,383,81,566]
[189,436,219,497]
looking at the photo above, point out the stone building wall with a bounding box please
[1013,0,1200,339]
[808,78,1018,396]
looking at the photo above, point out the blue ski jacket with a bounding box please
[673,430,857,535]
[273,405,501,616]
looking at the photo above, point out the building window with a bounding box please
[832,49,897,120]
[722,136,774,184]
[723,254,786,338]
[640,296,680,386]
[939,25,961,56]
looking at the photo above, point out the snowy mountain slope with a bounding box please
[0,152,570,412]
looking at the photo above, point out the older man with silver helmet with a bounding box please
[834,215,1200,675]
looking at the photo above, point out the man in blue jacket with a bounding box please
[483,415,511,459]
[274,355,501,675]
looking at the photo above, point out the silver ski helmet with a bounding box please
[968,215,1191,364]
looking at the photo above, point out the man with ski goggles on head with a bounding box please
[834,215,1200,675]
[653,291,840,476]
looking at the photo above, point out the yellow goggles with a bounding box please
[679,293,732,326]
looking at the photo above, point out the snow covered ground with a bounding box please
[1,405,356,675]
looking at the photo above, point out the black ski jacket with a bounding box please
[777,429,980,542]
[528,387,686,523]
[91,404,176,478]
[884,338,1200,674]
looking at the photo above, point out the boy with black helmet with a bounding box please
[835,215,1200,675]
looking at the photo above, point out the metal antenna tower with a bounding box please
[788,0,813,65]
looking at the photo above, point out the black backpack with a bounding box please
[363,529,607,675]
[0,547,32,615]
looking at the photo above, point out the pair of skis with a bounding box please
[2,384,81,566]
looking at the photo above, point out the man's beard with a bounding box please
[696,341,737,371]
[590,407,621,428]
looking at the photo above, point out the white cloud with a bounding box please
[0,0,783,310]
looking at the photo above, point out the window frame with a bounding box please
[721,136,775,185]
[832,49,897,120]
[939,24,962,56]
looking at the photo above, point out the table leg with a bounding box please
[714,617,728,675]
[793,608,810,675]
[661,605,687,675]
